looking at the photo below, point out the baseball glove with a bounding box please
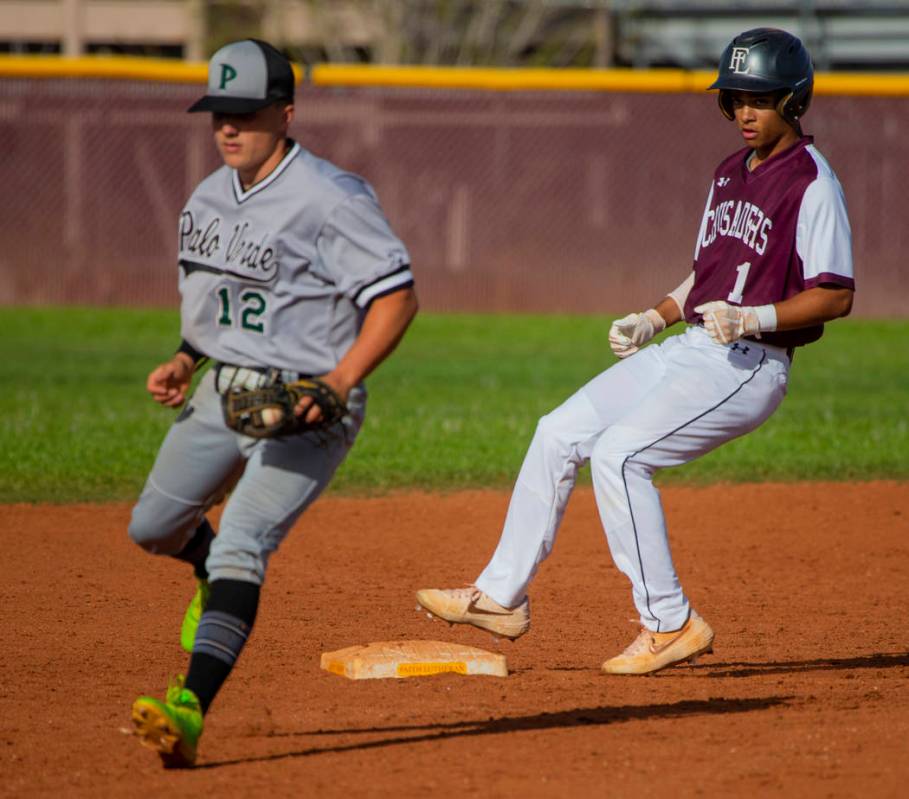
[221,377,348,439]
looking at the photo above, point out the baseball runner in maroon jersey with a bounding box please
[416,28,855,674]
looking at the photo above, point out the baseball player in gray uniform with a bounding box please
[417,29,854,675]
[128,40,417,767]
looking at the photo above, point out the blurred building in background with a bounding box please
[2,0,908,70]
[610,0,909,71]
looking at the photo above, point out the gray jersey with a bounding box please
[177,140,413,375]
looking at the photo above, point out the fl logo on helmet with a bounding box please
[730,47,750,74]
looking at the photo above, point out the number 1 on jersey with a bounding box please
[727,261,751,305]
[217,287,232,326]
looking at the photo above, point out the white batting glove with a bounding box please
[608,308,666,359]
[694,301,777,345]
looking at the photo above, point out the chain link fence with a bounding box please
[0,77,904,315]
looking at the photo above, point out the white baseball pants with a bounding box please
[474,325,790,632]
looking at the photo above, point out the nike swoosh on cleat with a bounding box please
[648,630,687,655]
[466,601,511,617]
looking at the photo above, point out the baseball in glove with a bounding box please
[221,377,348,439]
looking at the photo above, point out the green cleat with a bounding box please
[180,579,210,653]
[131,676,204,768]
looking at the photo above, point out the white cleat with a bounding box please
[601,610,715,675]
[415,586,530,641]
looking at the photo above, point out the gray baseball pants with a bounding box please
[128,369,364,584]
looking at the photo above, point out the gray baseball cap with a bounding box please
[188,39,295,114]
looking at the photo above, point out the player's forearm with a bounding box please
[658,270,694,326]
[654,296,683,327]
[695,285,853,346]
[333,288,418,388]
[173,352,197,373]
[772,286,853,330]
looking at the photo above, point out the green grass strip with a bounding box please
[1,307,906,503]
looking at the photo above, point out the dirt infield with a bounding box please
[3,482,907,798]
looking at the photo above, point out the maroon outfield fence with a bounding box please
[0,76,905,316]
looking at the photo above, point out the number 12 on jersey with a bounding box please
[727,261,751,305]
[216,285,268,333]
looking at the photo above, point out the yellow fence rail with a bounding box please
[1,55,908,97]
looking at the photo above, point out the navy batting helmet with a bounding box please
[709,28,814,127]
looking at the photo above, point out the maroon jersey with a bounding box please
[684,136,854,348]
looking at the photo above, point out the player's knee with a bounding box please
[127,492,197,554]
[590,428,636,475]
[127,509,165,552]
[534,406,578,448]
